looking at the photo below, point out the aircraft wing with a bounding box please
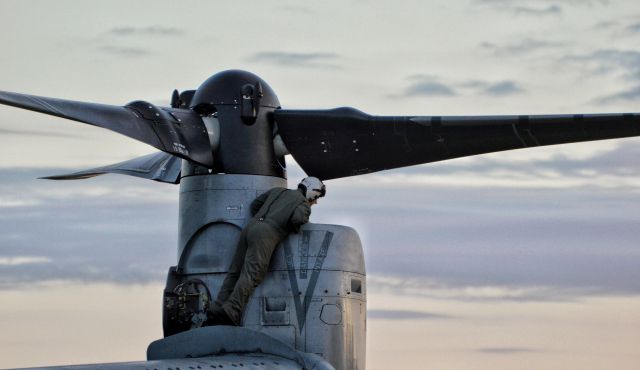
[274,108,640,180]
[17,354,304,370]
[40,151,182,184]
[14,327,334,370]
[0,91,213,167]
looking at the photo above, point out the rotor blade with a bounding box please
[0,91,213,167]
[275,107,640,180]
[41,151,182,184]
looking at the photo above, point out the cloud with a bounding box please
[368,276,607,303]
[477,347,539,354]
[593,20,619,30]
[482,81,524,95]
[475,0,610,17]
[0,128,79,139]
[100,45,153,57]
[404,80,456,97]
[0,169,177,288]
[481,38,566,57]
[399,76,524,98]
[2,139,640,299]
[513,5,562,16]
[0,257,51,266]
[248,51,340,69]
[316,143,640,300]
[596,85,640,104]
[565,49,640,80]
[108,26,184,37]
[626,22,640,34]
[278,5,313,14]
[368,309,451,320]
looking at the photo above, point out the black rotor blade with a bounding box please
[0,91,213,167]
[275,107,640,180]
[40,151,182,184]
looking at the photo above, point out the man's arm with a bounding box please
[288,202,311,233]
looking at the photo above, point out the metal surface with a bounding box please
[148,326,335,370]
[16,353,304,370]
[165,174,366,370]
[213,105,285,177]
[0,91,213,167]
[275,107,640,179]
[190,70,280,111]
[176,174,286,270]
[41,151,182,184]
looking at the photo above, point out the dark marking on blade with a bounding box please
[516,116,540,147]
[511,123,527,148]
[430,117,442,135]
[622,113,638,134]
[573,114,586,139]
[409,116,431,127]
[430,116,449,154]
[27,96,66,117]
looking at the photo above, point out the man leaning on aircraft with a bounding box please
[206,177,327,326]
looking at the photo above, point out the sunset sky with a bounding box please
[1,0,639,369]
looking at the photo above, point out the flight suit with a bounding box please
[215,187,311,325]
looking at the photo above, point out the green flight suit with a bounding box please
[216,187,311,324]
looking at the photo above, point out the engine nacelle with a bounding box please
[163,174,366,370]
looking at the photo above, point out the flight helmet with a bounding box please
[298,177,326,202]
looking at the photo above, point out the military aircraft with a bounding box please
[0,70,638,370]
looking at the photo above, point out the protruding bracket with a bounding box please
[240,82,263,125]
[171,89,181,108]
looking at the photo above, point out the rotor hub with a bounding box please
[190,70,280,115]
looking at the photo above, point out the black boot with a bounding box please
[205,305,238,326]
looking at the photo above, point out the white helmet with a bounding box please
[298,177,326,202]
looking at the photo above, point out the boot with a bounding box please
[205,305,238,326]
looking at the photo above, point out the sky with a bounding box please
[1,0,640,369]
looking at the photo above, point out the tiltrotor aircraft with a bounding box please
[1,70,639,370]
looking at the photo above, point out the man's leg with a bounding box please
[222,223,282,324]
[215,226,250,306]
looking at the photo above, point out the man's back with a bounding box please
[251,187,310,234]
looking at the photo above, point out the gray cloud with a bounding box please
[475,0,610,17]
[2,138,640,301]
[566,49,640,80]
[404,80,456,97]
[248,52,340,69]
[368,309,451,320]
[278,5,313,14]
[400,77,525,98]
[593,20,619,30]
[482,81,524,96]
[481,38,566,57]
[626,22,640,34]
[0,169,177,287]
[476,0,607,7]
[100,45,153,57]
[318,142,640,300]
[109,26,184,37]
[513,5,562,16]
[477,347,539,354]
[596,85,640,104]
